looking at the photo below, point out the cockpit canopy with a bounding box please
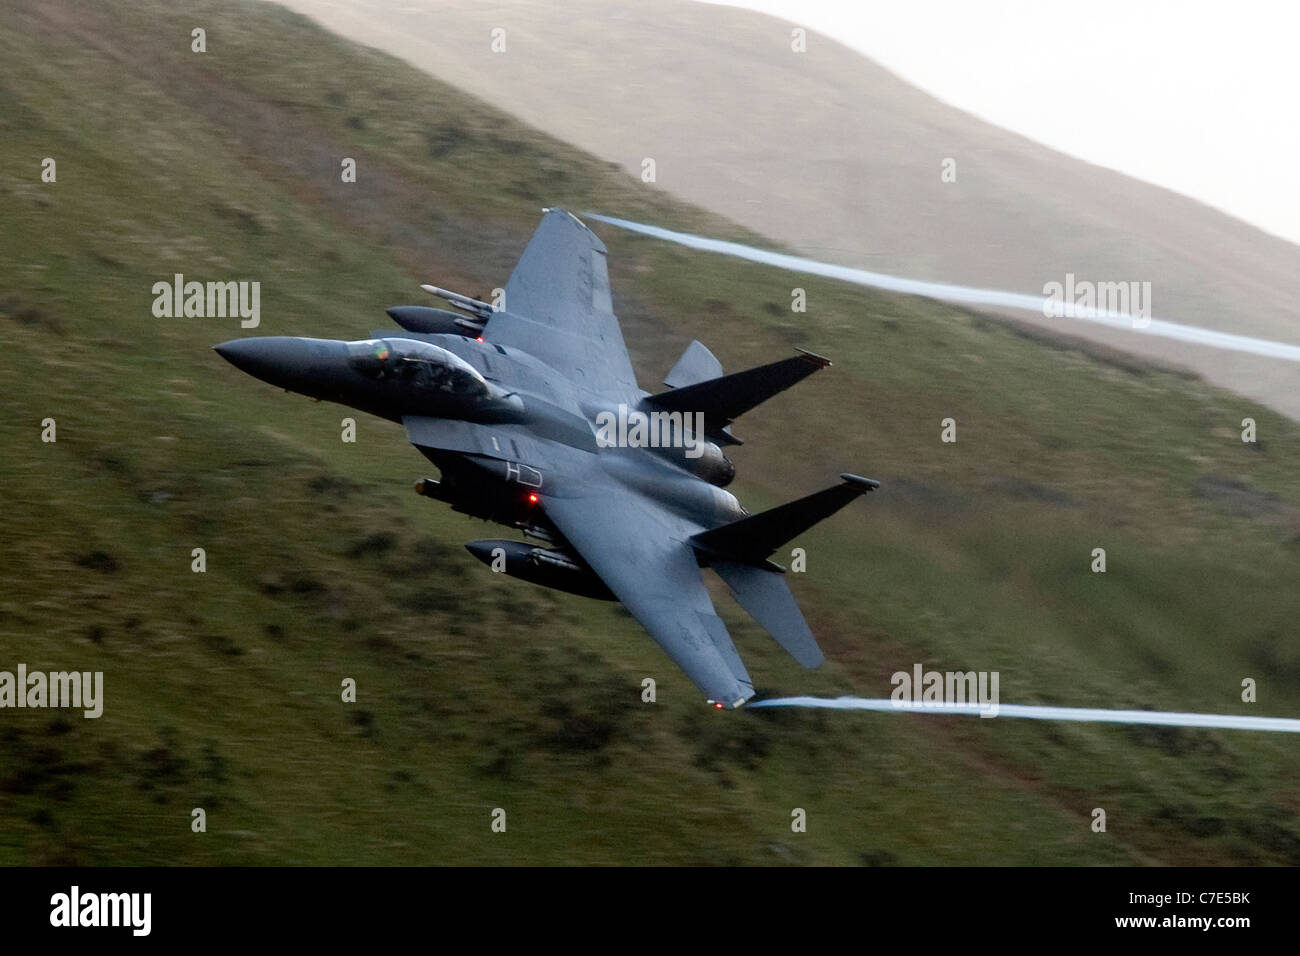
[346,338,490,399]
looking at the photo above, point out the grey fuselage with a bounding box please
[213,331,745,533]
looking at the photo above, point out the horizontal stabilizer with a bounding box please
[692,473,878,563]
[664,340,723,389]
[712,561,824,668]
[643,348,830,444]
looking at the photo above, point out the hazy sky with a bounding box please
[704,0,1300,247]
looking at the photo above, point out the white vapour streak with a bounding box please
[585,213,1300,363]
[748,696,1300,733]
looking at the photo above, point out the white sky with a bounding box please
[702,0,1300,247]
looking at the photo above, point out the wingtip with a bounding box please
[706,694,754,710]
[794,346,832,368]
[840,472,880,492]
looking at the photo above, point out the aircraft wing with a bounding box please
[485,209,641,401]
[543,490,756,707]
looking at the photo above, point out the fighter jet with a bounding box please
[215,209,876,708]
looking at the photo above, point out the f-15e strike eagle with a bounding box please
[215,209,876,708]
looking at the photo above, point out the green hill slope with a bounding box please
[1,0,1297,865]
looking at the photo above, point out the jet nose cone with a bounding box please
[213,339,243,364]
[213,336,344,393]
[213,337,275,376]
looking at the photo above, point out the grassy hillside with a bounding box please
[1,0,1297,865]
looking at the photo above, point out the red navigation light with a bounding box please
[527,493,539,504]
[476,336,484,343]
[713,701,724,709]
